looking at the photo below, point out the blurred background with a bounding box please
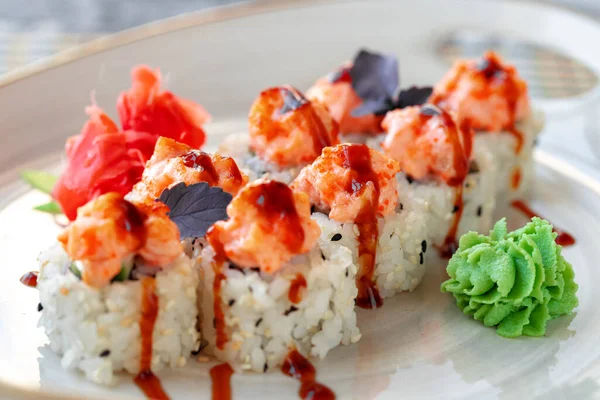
[0,0,599,76]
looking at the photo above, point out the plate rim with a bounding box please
[1,0,600,398]
[0,0,599,90]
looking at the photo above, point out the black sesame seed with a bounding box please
[250,267,260,273]
[99,349,111,357]
[37,303,43,312]
[399,203,404,210]
[192,238,197,245]
[345,269,349,278]
[477,206,483,217]
[421,240,427,253]
[228,299,235,307]
[331,233,343,242]
[229,263,245,274]
[452,205,460,213]
[264,363,268,372]
[284,306,298,316]
[191,348,201,356]
[255,318,263,327]
[406,176,414,184]
[320,251,326,261]
[419,253,424,265]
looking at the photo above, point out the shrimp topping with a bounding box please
[248,85,339,167]
[127,137,248,203]
[306,65,383,135]
[381,105,473,186]
[291,144,400,222]
[429,51,530,132]
[207,179,320,273]
[57,193,182,288]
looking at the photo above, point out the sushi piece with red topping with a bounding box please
[292,143,432,304]
[218,85,339,184]
[198,179,361,371]
[429,51,543,200]
[380,104,496,256]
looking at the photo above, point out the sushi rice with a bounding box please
[37,245,200,386]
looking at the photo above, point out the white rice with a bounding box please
[473,110,544,201]
[218,133,301,184]
[311,208,430,299]
[198,241,360,372]
[37,244,200,386]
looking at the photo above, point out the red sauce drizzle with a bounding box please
[511,167,522,191]
[419,107,469,258]
[511,201,575,246]
[133,277,170,400]
[342,144,382,309]
[279,86,333,157]
[210,363,234,400]
[288,273,307,304]
[20,271,38,288]
[246,180,305,253]
[207,226,229,351]
[281,350,336,400]
[181,151,219,183]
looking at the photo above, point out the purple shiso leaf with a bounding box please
[349,49,399,102]
[395,86,434,109]
[158,182,231,239]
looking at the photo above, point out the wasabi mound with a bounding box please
[441,217,578,338]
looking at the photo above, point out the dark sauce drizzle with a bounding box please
[288,273,307,304]
[181,151,244,189]
[210,363,234,400]
[20,271,38,288]
[342,144,383,309]
[511,201,575,246]
[133,277,170,400]
[281,350,336,400]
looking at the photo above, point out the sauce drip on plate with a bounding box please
[281,350,335,400]
[207,227,229,351]
[511,201,575,246]
[288,273,307,304]
[20,271,38,288]
[342,144,383,309]
[210,363,235,400]
[134,277,170,400]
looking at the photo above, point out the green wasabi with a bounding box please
[441,217,578,338]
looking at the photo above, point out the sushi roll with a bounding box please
[292,143,431,305]
[380,104,496,256]
[36,193,199,387]
[198,179,360,371]
[306,49,432,142]
[218,85,339,184]
[429,51,544,200]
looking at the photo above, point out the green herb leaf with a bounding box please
[34,201,63,215]
[69,263,82,279]
[21,170,58,194]
[112,265,131,282]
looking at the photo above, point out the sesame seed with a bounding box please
[320,251,326,261]
[452,205,460,213]
[406,176,414,184]
[255,318,263,327]
[284,306,298,316]
[264,363,268,372]
[37,303,43,312]
[345,269,349,278]
[477,206,483,217]
[331,233,342,242]
[421,240,427,253]
[99,349,111,357]
[228,299,235,307]
[419,253,424,265]
[399,203,404,210]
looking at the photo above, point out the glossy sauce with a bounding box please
[281,350,336,400]
[279,86,333,157]
[511,167,522,191]
[342,144,383,309]
[133,277,170,400]
[20,271,38,288]
[207,226,229,351]
[181,151,219,183]
[246,180,305,254]
[511,201,575,246]
[419,107,470,258]
[210,363,234,400]
[288,273,307,304]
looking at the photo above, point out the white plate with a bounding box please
[1,1,600,399]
